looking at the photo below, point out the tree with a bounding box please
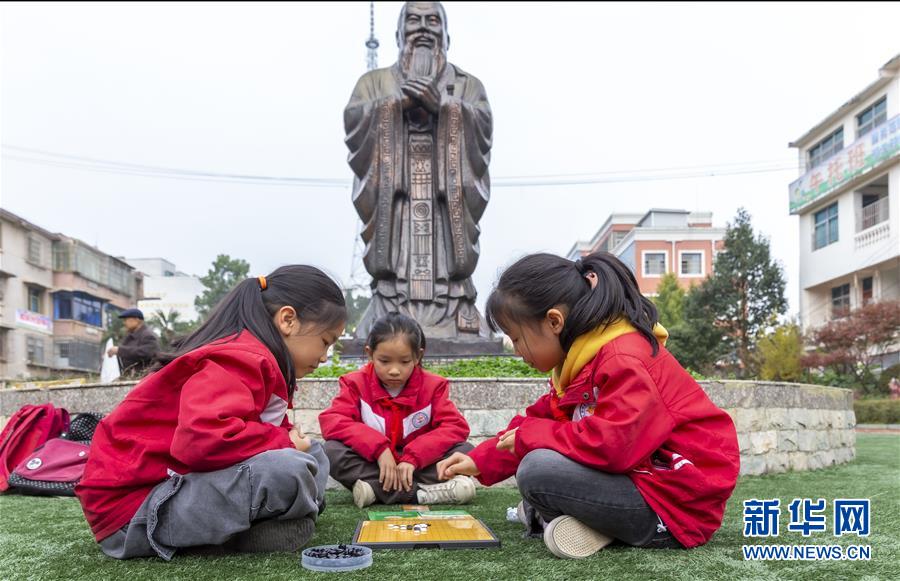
[195,254,250,319]
[148,309,196,350]
[699,208,786,377]
[661,209,786,377]
[802,300,900,395]
[756,322,804,382]
[665,285,727,375]
[652,273,686,328]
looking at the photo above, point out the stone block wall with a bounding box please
[0,378,855,480]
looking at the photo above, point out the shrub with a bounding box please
[426,357,547,378]
[307,356,546,379]
[853,399,900,424]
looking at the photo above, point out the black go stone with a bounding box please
[305,544,366,559]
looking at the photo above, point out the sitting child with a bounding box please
[320,313,475,508]
[438,252,740,559]
[76,266,346,559]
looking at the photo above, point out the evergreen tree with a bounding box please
[194,254,251,319]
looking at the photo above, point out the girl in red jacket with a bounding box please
[438,252,740,559]
[76,266,346,560]
[320,313,475,508]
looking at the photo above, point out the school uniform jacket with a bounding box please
[468,333,740,548]
[76,332,295,541]
[319,364,469,469]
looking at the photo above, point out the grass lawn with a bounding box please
[1,434,897,581]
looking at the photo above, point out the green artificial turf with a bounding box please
[0,434,897,580]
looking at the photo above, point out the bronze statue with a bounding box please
[344,1,493,341]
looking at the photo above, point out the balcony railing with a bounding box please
[857,197,889,232]
[855,221,890,250]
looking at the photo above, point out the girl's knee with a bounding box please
[252,449,317,481]
[516,449,565,492]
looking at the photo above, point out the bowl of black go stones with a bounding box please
[301,544,373,572]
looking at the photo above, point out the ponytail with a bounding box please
[485,251,660,355]
[155,265,346,396]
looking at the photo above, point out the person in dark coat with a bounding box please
[107,309,159,375]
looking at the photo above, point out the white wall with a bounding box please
[799,165,898,289]
[138,274,205,322]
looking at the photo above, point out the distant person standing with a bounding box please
[107,309,159,376]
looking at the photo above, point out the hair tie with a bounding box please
[257,275,268,291]
[574,258,587,275]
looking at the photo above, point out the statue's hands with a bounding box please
[401,79,441,115]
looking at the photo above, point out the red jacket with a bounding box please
[76,332,295,541]
[468,333,740,548]
[319,364,469,469]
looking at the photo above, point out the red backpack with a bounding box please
[0,404,70,492]
[7,413,103,496]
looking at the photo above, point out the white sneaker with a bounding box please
[416,475,476,505]
[516,500,527,525]
[352,479,376,508]
[543,515,614,559]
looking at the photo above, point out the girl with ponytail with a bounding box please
[77,265,346,560]
[437,251,739,559]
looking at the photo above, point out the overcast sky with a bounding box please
[2,1,899,317]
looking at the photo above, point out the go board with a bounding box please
[352,516,500,549]
[367,509,470,520]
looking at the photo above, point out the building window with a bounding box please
[28,286,43,313]
[813,203,839,250]
[679,251,704,276]
[643,252,667,276]
[27,235,43,266]
[831,284,851,318]
[55,340,101,371]
[862,277,873,305]
[0,329,7,361]
[54,292,104,327]
[808,127,844,169]
[26,335,45,365]
[857,97,887,138]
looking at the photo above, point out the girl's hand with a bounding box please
[496,428,518,453]
[378,448,398,491]
[436,452,480,480]
[289,428,312,452]
[396,462,415,492]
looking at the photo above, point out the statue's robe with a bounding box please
[344,62,492,338]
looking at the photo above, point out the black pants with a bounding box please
[324,440,473,504]
[516,449,683,549]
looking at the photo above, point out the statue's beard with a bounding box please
[400,39,446,81]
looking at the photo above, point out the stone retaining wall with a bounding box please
[0,379,855,478]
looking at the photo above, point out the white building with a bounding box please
[789,53,900,364]
[127,258,204,323]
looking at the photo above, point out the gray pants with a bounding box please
[99,443,330,560]
[516,449,682,549]
[324,440,473,504]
